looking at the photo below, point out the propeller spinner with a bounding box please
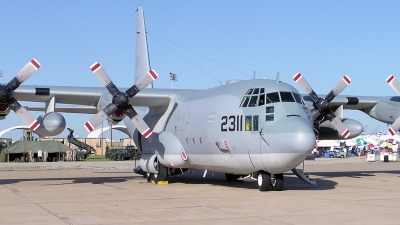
[0,59,41,131]
[84,62,158,138]
[293,73,351,138]
[386,75,400,135]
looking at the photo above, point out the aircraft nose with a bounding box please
[264,116,316,169]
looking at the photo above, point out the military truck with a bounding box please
[105,145,141,161]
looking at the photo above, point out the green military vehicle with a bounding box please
[105,145,141,161]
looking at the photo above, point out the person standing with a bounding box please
[72,150,76,162]
[28,150,33,162]
[43,150,48,162]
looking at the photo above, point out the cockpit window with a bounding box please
[390,96,400,102]
[293,92,303,104]
[266,92,280,103]
[280,92,295,102]
[248,96,258,107]
[259,93,265,106]
[245,89,253,95]
[240,96,250,107]
[240,88,265,108]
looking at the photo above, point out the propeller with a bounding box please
[293,73,351,138]
[84,62,158,138]
[386,75,400,135]
[0,59,41,131]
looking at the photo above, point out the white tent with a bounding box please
[316,140,340,147]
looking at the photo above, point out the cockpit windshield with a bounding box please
[240,89,306,107]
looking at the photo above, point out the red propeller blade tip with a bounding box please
[387,75,395,84]
[30,59,40,69]
[148,70,158,80]
[29,120,40,131]
[142,128,152,138]
[388,127,395,136]
[341,129,350,138]
[342,75,351,85]
[293,73,302,82]
[90,62,101,73]
[84,121,94,132]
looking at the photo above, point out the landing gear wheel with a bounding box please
[155,161,168,183]
[225,173,236,181]
[271,173,284,191]
[257,171,272,191]
[146,173,154,183]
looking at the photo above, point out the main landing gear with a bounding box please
[257,171,284,191]
[146,161,168,183]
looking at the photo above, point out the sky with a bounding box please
[0,1,399,141]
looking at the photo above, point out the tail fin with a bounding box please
[135,5,152,88]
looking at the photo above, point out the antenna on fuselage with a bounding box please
[253,71,256,79]
[275,71,280,83]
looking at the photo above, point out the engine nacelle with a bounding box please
[140,153,158,174]
[316,118,363,140]
[157,131,188,168]
[0,104,11,120]
[34,112,66,137]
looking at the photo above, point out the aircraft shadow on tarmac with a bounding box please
[1,169,398,191]
[0,176,141,185]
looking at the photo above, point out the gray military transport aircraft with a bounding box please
[4,5,400,191]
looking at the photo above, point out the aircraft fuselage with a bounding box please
[138,79,316,175]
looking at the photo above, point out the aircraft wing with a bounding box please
[14,85,175,113]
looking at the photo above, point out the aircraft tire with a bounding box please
[272,173,284,191]
[257,171,272,191]
[146,173,154,183]
[225,173,236,181]
[155,162,168,182]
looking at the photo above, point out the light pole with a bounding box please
[170,72,177,89]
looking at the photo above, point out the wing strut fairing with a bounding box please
[0,59,41,130]
[84,62,158,138]
[293,73,351,138]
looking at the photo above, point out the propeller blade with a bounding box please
[388,116,400,135]
[293,73,319,103]
[126,70,158,98]
[325,75,351,102]
[15,59,41,84]
[90,62,112,86]
[387,75,400,95]
[8,98,39,131]
[329,116,350,138]
[90,62,120,96]
[84,103,118,132]
[124,105,152,138]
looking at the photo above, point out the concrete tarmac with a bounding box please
[0,157,399,225]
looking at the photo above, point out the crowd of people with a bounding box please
[22,149,77,162]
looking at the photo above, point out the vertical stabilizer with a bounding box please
[135,5,152,88]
